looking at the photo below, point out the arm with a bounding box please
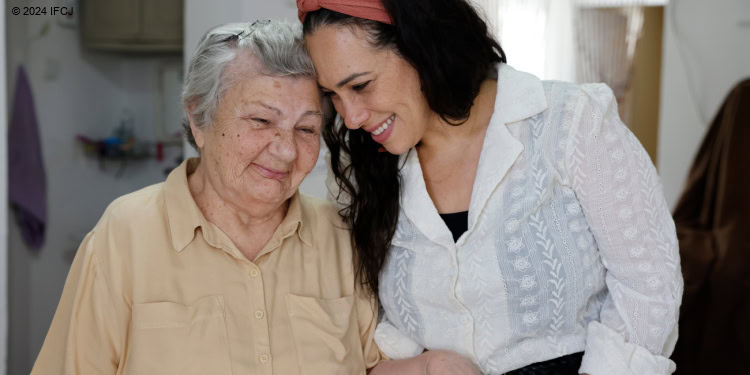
[369,353,429,375]
[31,231,124,375]
[566,84,683,375]
[367,309,479,374]
[370,350,481,375]
[353,284,432,374]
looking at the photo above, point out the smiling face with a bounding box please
[305,25,436,155]
[190,67,322,210]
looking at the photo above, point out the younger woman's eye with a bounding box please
[352,81,371,92]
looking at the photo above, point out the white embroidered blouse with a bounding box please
[371,64,683,375]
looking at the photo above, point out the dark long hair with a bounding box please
[303,0,506,297]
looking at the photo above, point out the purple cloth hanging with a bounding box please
[8,66,47,250]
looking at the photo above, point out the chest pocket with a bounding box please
[125,295,232,375]
[286,294,366,375]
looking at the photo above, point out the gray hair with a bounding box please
[182,20,317,151]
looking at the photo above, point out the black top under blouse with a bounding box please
[439,211,469,242]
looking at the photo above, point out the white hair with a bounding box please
[182,20,317,150]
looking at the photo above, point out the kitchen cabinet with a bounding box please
[83,0,183,52]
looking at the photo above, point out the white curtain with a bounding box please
[575,5,645,98]
[471,0,667,125]
[470,0,500,37]
[573,1,648,123]
[543,0,578,82]
[472,0,669,87]
[471,0,577,82]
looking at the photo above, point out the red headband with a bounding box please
[297,0,392,25]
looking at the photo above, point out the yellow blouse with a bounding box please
[31,159,381,375]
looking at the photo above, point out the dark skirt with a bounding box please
[504,352,584,375]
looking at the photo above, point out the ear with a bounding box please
[185,103,206,149]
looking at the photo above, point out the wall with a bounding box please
[184,0,298,68]
[6,7,30,373]
[658,0,750,207]
[184,0,330,199]
[6,2,183,373]
[0,0,7,372]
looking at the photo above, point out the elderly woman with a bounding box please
[31,20,380,375]
[298,0,683,374]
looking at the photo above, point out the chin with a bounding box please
[251,180,289,200]
[251,191,288,206]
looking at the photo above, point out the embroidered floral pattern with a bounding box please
[504,218,520,233]
[375,78,681,375]
[513,256,532,272]
[507,237,525,253]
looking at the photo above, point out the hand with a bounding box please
[423,350,482,375]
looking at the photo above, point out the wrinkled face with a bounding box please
[305,25,435,155]
[191,71,322,209]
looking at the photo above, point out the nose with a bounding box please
[268,129,297,163]
[337,96,369,130]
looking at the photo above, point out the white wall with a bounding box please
[184,0,299,69]
[658,0,750,207]
[184,0,330,199]
[6,2,183,373]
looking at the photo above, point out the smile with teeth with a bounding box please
[372,114,395,136]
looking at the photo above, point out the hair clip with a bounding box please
[221,20,271,44]
[251,19,272,28]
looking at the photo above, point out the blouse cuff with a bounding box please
[579,321,676,375]
[374,320,424,360]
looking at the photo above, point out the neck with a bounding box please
[188,161,288,258]
[418,79,497,156]
[418,80,497,159]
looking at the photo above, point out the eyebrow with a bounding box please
[301,110,323,118]
[252,101,322,119]
[253,101,281,115]
[336,72,371,88]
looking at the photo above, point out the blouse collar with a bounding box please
[396,64,547,248]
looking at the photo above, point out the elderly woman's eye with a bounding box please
[252,118,270,125]
[297,127,317,134]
